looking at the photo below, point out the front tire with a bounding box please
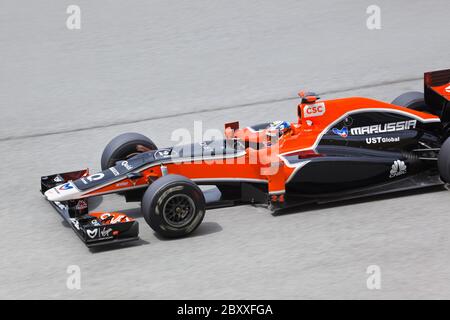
[101,132,157,170]
[142,175,206,238]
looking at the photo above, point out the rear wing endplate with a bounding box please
[424,69,450,121]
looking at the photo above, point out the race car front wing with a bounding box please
[41,169,139,247]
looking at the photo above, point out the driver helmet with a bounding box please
[267,121,291,137]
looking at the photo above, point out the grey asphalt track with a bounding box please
[0,0,450,299]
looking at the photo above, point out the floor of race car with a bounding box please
[1,0,450,299]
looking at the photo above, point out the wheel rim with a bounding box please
[126,152,140,159]
[162,194,196,228]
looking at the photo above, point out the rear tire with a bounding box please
[101,132,157,170]
[438,137,450,183]
[391,91,428,112]
[142,174,206,238]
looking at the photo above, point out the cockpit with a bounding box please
[170,139,246,159]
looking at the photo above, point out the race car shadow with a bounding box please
[88,238,150,254]
[104,207,223,240]
[153,221,223,241]
[86,221,222,252]
[273,185,447,216]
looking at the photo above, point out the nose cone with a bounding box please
[45,182,81,202]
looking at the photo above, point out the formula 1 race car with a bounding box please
[41,69,450,246]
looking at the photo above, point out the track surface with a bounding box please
[1,0,450,299]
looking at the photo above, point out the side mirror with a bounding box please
[126,172,143,180]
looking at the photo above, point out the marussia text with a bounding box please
[177,304,273,318]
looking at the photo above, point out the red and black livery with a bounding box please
[41,69,450,245]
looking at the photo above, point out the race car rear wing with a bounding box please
[424,69,450,122]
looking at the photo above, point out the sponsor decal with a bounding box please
[110,215,128,224]
[70,218,80,230]
[366,136,400,144]
[350,120,416,135]
[121,161,133,170]
[87,173,105,182]
[332,127,348,138]
[389,160,407,178]
[156,149,171,158]
[56,202,66,211]
[100,213,112,220]
[99,213,131,224]
[303,102,326,118]
[90,220,101,226]
[59,182,73,191]
[110,167,120,176]
[115,181,130,187]
[86,228,98,239]
[53,175,64,183]
[81,173,105,184]
[445,85,450,93]
[100,228,112,238]
[75,199,88,210]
